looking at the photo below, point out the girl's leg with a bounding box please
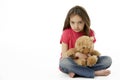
[68,72,75,78]
[90,56,112,76]
[59,57,95,78]
[94,69,111,76]
[68,56,112,77]
[90,56,112,70]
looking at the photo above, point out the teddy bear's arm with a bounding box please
[87,50,100,67]
[65,48,77,58]
[87,55,98,67]
[90,50,101,56]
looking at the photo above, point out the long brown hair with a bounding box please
[63,5,91,36]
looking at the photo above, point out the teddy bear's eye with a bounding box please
[82,47,85,49]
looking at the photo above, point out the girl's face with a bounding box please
[70,15,85,32]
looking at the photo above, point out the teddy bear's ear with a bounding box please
[75,42,82,47]
[90,37,94,41]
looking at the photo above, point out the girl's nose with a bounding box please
[75,24,79,29]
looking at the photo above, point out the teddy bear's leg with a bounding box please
[87,55,98,67]
[81,59,87,66]
[75,59,87,66]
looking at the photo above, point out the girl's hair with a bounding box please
[63,5,91,36]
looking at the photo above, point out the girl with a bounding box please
[59,5,112,78]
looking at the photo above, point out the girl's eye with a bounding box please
[71,21,74,24]
[78,21,82,24]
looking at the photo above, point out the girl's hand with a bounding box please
[75,52,87,59]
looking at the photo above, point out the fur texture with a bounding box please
[66,36,100,67]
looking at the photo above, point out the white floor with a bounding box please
[0,45,119,80]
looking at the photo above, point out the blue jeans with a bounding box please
[59,56,112,78]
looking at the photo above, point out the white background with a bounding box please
[0,0,120,80]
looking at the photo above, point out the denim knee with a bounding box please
[59,58,75,69]
[99,56,112,68]
[59,57,74,73]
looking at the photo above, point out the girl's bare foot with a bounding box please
[68,72,75,78]
[95,70,111,76]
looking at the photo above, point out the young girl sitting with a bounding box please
[59,5,112,78]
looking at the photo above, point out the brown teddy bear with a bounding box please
[65,36,100,67]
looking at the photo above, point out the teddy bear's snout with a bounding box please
[83,48,90,54]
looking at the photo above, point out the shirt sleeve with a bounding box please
[60,30,70,44]
[90,29,96,43]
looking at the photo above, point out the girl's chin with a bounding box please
[73,30,80,32]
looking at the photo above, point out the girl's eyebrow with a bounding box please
[70,21,75,23]
[78,20,83,22]
[70,20,82,23]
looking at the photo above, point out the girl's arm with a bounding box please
[61,42,87,59]
[61,42,68,58]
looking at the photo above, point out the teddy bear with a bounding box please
[65,36,100,67]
